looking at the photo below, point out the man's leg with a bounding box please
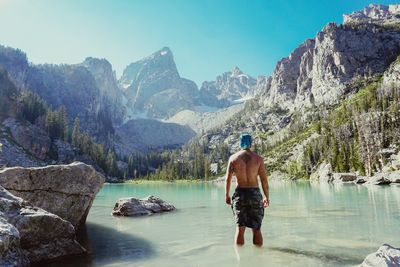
[252,229,263,246]
[235,226,246,245]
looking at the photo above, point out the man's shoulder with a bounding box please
[251,152,264,161]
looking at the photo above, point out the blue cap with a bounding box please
[240,133,252,149]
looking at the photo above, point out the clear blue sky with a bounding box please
[0,0,396,85]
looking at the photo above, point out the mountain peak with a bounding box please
[231,66,243,76]
[344,4,400,25]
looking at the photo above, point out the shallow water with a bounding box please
[54,181,400,267]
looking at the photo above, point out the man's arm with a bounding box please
[258,159,269,208]
[225,159,234,205]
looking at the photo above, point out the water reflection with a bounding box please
[45,223,155,267]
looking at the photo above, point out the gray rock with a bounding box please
[199,67,257,107]
[80,57,126,125]
[53,139,75,164]
[344,4,400,26]
[0,186,85,265]
[0,162,105,228]
[364,173,392,185]
[119,47,200,119]
[112,195,175,217]
[332,173,357,183]
[356,176,368,184]
[0,215,29,267]
[310,162,333,183]
[387,171,400,183]
[361,244,400,267]
[0,137,45,169]
[2,118,51,160]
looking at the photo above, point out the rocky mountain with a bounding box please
[199,66,257,107]
[0,45,122,137]
[253,3,400,117]
[80,57,126,125]
[343,4,400,25]
[199,4,400,179]
[120,47,200,119]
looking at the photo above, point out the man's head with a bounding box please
[240,133,252,149]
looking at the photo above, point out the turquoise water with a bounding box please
[56,181,400,267]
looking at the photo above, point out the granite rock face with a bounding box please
[0,215,29,267]
[200,67,257,107]
[361,244,400,267]
[344,4,400,26]
[0,162,105,228]
[0,186,85,265]
[258,4,400,111]
[80,57,126,125]
[2,118,51,160]
[112,195,175,216]
[310,162,332,183]
[119,47,200,119]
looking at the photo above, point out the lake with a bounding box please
[53,181,400,267]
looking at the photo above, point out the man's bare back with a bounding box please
[225,149,269,206]
[228,149,263,188]
[225,134,269,246]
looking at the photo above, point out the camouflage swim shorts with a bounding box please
[231,187,264,230]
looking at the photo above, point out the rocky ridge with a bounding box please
[199,66,257,108]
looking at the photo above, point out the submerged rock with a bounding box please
[361,244,400,267]
[0,186,85,265]
[356,176,368,184]
[0,162,105,228]
[112,195,175,217]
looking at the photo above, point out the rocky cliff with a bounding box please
[120,47,200,119]
[199,66,256,107]
[259,5,400,111]
[198,4,400,180]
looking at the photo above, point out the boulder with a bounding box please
[356,176,368,184]
[387,171,400,183]
[0,186,85,265]
[364,173,392,185]
[310,162,332,183]
[112,195,175,217]
[361,244,400,267]
[0,162,105,228]
[0,216,29,267]
[332,173,357,183]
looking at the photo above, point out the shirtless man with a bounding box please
[225,133,269,246]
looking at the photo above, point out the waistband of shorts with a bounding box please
[235,187,260,192]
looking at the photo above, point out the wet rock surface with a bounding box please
[112,195,175,217]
